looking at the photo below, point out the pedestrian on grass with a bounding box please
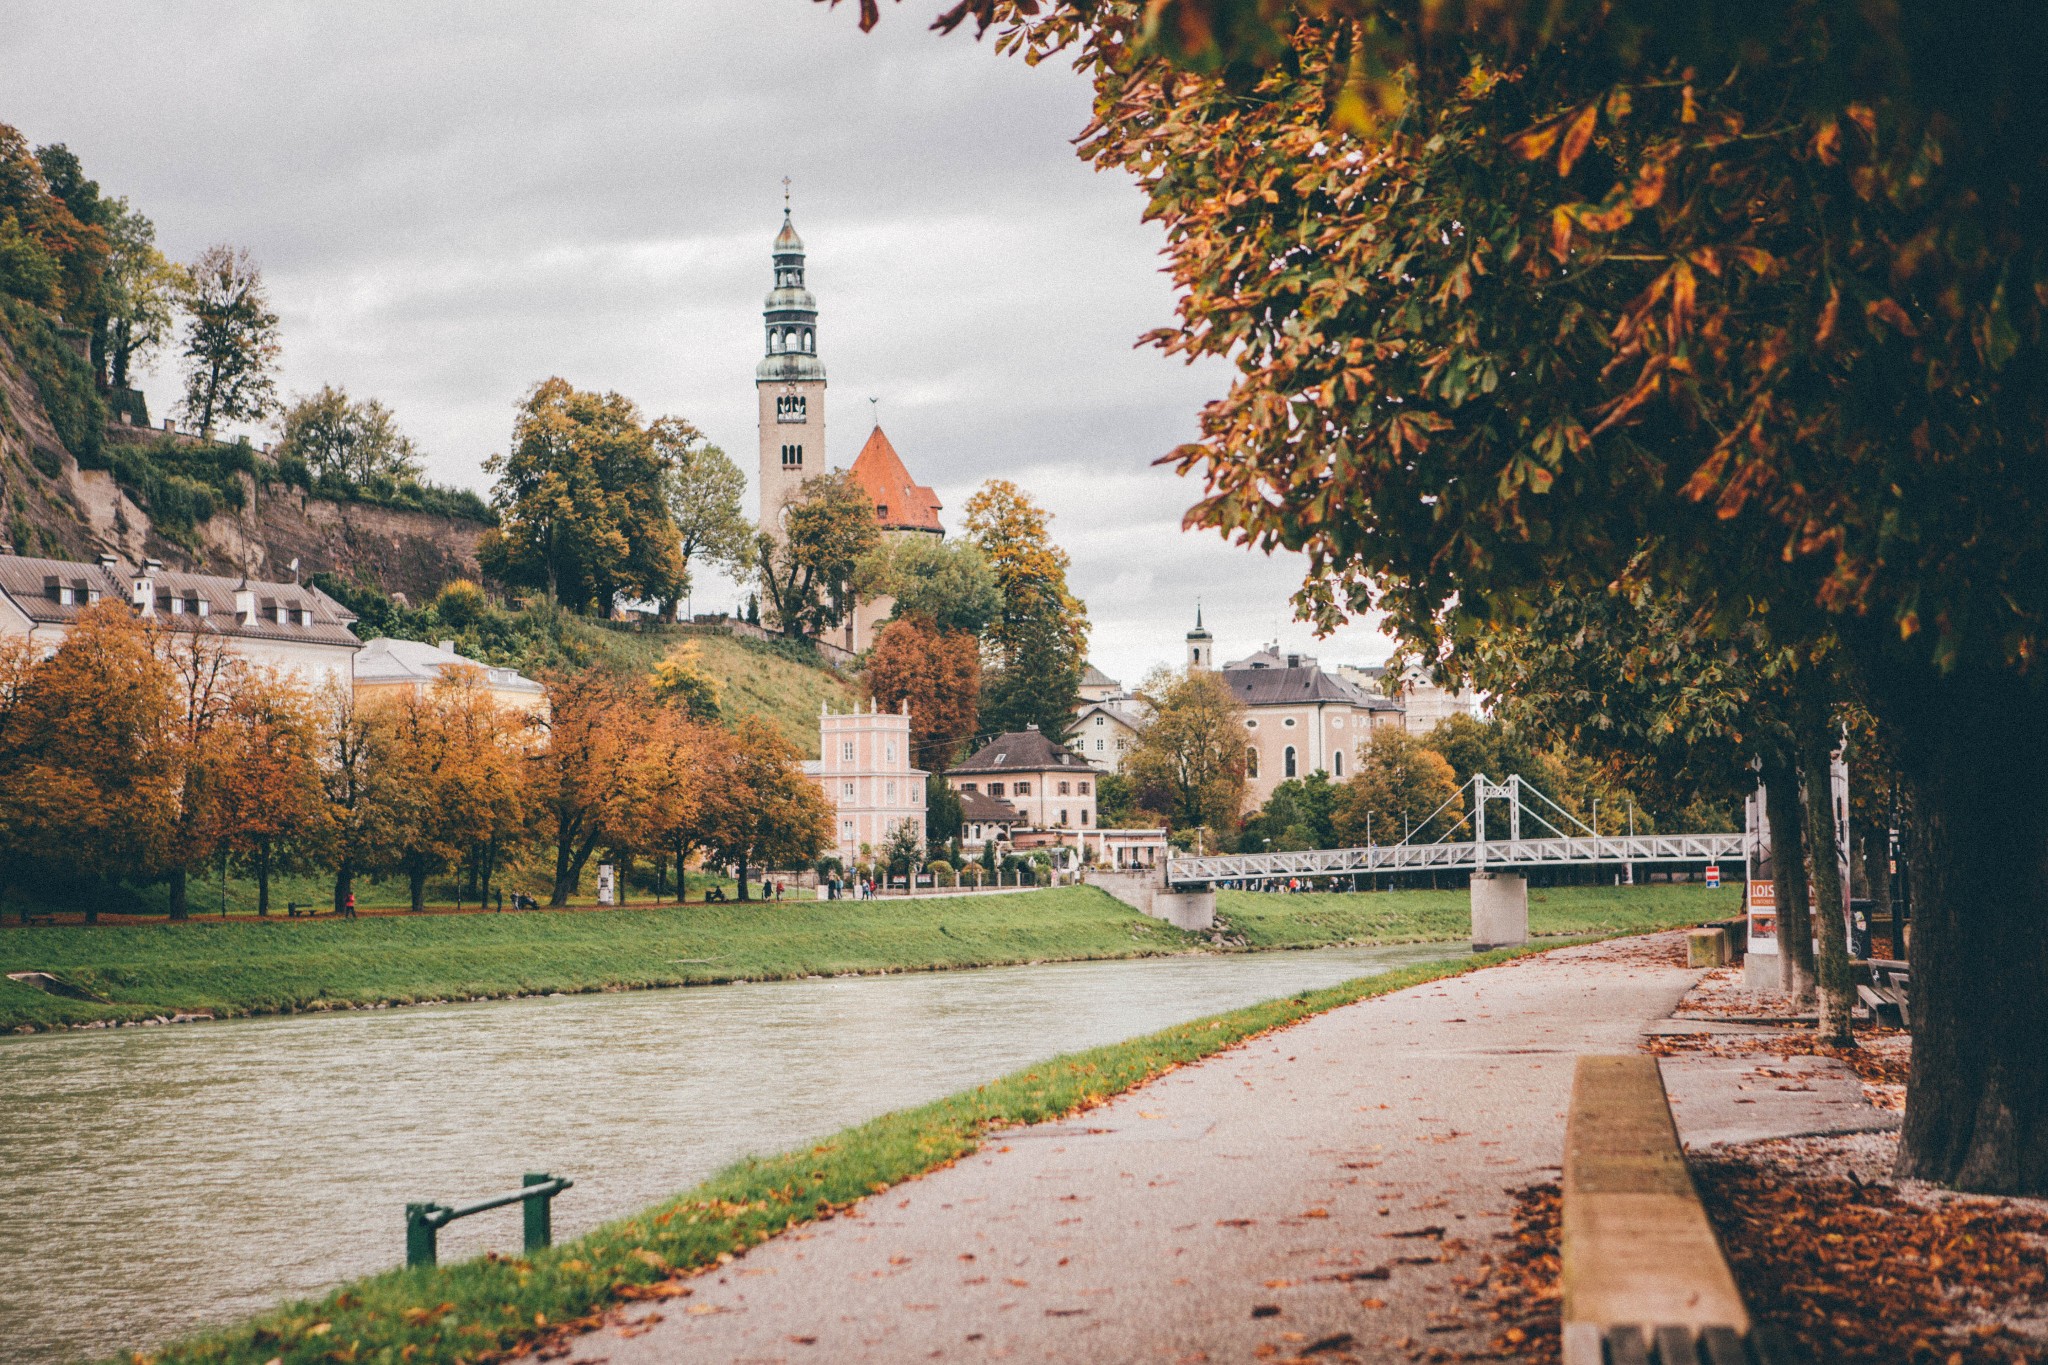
[495,890,504,913]
[343,891,357,920]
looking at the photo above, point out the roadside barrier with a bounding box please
[1561,1056,1806,1364]
[405,1172,572,1268]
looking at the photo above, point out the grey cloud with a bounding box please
[6,0,1392,684]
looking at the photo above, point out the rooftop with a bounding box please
[848,426,943,534]
[949,727,1088,776]
[959,790,1023,824]
[354,636,543,694]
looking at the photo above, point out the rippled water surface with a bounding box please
[0,943,1459,1364]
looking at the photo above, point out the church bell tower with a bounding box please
[757,190,827,533]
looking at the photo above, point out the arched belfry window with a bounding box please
[804,329,814,352]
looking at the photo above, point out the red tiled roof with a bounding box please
[849,426,942,533]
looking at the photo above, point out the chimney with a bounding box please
[234,581,255,621]
[0,541,12,556]
[163,418,174,432]
[438,639,457,654]
[134,558,162,614]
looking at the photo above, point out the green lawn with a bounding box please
[0,887,1196,1031]
[130,945,1537,1365]
[1216,882,1738,949]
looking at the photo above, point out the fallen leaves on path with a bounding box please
[1693,1138,2048,1363]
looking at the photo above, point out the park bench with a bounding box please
[1562,1055,1808,1364]
[1855,958,1911,1029]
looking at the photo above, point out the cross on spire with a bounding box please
[783,176,792,212]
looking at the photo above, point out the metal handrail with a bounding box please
[406,1172,573,1268]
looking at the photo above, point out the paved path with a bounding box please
[584,936,1714,1363]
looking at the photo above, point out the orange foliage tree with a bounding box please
[865,614,980,771]
[700,716,834,901]
[211,669,325,916]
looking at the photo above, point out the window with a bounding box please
[1058,781,1071,795]
[1094,715,1104,726]
[1079,782,1090,795]
[876,504,889,519]
[1014,781,1031,796]
[960,782,977,793]
[842,782,854,798]
[988,783,1004,797]
[776,394,807,422]
[885,741,897,763]
[1095,739,1104,751]
[1116,739,1127,752]
[803,329,813,352]
[1245,718,1258,728]
[843,820,853,836]
[1331,716,1345,729]
[1081,810,1091,825]
[1245,746,1259,779]
[1284,745,1298,778]
[841,740,854,762]
[782,443,803,468]
[1333,750,1345,778]
[1059,809,1069,826]
[1283,716,1297,728]
[885,781,896,802]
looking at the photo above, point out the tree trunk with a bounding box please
[255,841,271,917]
[1890,668,2048,1195]
[1862,829,1892,947]
[333,861,354,915]
[566,831,602,904]
[1761,756,1815,1003]
[1799,739,1856,1047]
[551,812,580,907]
[407,856,427,914]
[480,835,500,907]
[168,865,189,922]
[736,841,752,902]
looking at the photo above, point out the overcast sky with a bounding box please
[7,1,1394,683]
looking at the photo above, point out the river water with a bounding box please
[0,943,1458,1364]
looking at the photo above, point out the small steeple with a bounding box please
[1187,600,1213,671]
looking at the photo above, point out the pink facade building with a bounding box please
[805,701,928,867]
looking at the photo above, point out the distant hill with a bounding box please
[0,297,489,601]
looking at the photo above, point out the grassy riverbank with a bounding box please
[1218,882,1737,948]
[0,883,1733,1033]
[125,944,1539,1365]
[0,887,1193,1032]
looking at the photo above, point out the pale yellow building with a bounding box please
[947,727,1098,831]
[1211,642,1404,811]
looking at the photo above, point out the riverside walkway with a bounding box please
[585,933,1865,1363]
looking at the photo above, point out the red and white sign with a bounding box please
[1746,878,1778,953]
[1705,864,1721,889]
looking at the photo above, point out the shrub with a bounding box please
[927,859,956,888]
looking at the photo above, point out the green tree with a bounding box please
[1240,773,1339,851]
[1094,770,1139,827]
[99,199,180,392]
[654,416,753,598]
[926,772,964,844]
[864,536,1001,635]
[480,378,686,613]
[755,470,880,641]
[881,818,925,879]
[964,480,1087,739]
[1,125,107,317]
[175,244,280,437]
[1123,667,1246,833]
[278,385,425,489]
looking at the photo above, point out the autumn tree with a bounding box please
[159,631,245,920]
[700,716,834,901]
[964,480,1087,739]
[316,683,387,914]
[0,603,179,922]
[0,125,107,317]
[212,670,326,915]
[529,666,639,906]
[1123,667,1246,834]
[1332,732,1464,848]
[279,385,425,489]
[865,614,980,770]
[481,379,686,614]
[654,416,753,599]
[755,470,879,640]
[649,642,722,723]
[176,244,280,436]
[616,707,722,901]
[845,0,2048,1191]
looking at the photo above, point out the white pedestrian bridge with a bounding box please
[1165,774,1746,889]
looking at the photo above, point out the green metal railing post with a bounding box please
[406,1203,442,1268]
[523,1172,553,1253]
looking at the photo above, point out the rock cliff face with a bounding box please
[1,331,485,601]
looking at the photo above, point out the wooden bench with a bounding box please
[1562,1056,1808,1364]
[1856,959,1911,1028]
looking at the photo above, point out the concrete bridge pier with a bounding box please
[1471,872,1529,951]
[1087,869,1217,932]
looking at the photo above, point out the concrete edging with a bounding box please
[1561,1055,1752,1363]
